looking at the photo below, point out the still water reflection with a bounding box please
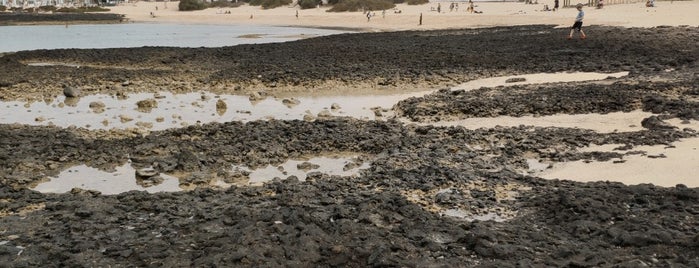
[0,23,346,53]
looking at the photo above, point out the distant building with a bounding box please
[0,0,105,8]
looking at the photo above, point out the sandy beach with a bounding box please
[110,0,699,30]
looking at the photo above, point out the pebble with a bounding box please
[62,86,80,98]
[136,168,159,178]
[317,110,333,118]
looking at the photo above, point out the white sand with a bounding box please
[109,1,699,30]
[536,137,699,187]
[532,119,699,187]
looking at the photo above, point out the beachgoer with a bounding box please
[554,0,559,11]
[437,3,441,13]
[419,12,423,25]
[296,10,299,19]
[367,11,372,21]
[597,0,604,9]
[568,3,586,40]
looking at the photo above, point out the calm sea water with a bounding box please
[0,23,347,53]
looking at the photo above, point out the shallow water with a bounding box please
[0,71,627,131]
[25,69,691,192]
[235,156,369,185]
[33,155,369,194]
[32,163,182,195]
[0,23,347,53]
[428,110,653,133]
[1,91,419,130]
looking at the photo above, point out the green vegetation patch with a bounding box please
[328,0,395,12]
[248,0,293,9]
[405,0,428,5]
[208,0,245,8]
[179,0,207,11]
[298,0,321,9]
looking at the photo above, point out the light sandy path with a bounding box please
[109,1,699,30]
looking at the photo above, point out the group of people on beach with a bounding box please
[433,1,480,14]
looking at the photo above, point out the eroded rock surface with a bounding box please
[1,25,698,266]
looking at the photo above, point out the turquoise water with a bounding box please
[0,23,347,53]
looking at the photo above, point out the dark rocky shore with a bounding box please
[0,12,126,25]
[0,25,698,266]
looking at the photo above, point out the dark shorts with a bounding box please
[572,21,583,31]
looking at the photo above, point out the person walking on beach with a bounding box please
[568,3,586,40]
[554,0,559,11]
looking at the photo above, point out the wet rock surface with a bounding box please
[0,26,698,266]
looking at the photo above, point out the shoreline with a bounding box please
[1,1,696,30]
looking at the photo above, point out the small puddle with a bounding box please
[0,92,415,130]
[32,155,370,194]
[443,209,509,222]
[234,156,370,185]
[1,71,628,130]
[32,163,182,195]
[427,111,653,133]
[26,62,81,68]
